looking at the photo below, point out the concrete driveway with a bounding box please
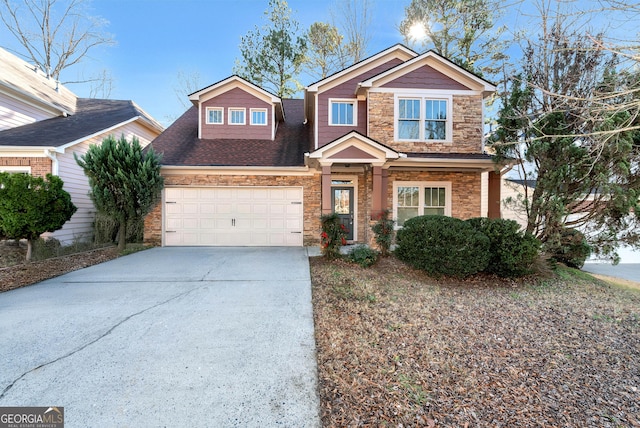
[582,263,640,284]
[0,247,320,427]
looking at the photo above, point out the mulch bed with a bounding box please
[310,256,640,427]
[0,246,120,293]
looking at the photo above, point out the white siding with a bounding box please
[501,181,530,229]
[480,172,488,217]
[0,92,57,131]
[49,120,160,244]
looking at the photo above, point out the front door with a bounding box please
[332,187,354,240]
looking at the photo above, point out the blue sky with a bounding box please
[0,0,526,126]
[1,0,629,127]
[4,0,415,126]
[85,0,412,125]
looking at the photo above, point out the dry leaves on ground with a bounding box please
[311,256,640,427]
[0,246,120,293]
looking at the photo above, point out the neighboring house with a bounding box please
[502,179,640,263]
[0,47,163,244]
[501,178,536,229]
[144,44,508,247]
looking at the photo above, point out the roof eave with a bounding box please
[0,81,73,117]
[390,156,511,172]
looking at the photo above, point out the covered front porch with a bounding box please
[305,132,506,245]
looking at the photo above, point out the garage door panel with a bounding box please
[286,204,302,215]
[164,186,303,246]
[236,203,252,214]
[253,219,269,229]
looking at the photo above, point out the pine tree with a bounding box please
[75,135,164,251]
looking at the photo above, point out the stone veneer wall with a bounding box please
[0,157,51,177]
[368,92,483,153]
[144,172,322,246]
[386,170,482,220]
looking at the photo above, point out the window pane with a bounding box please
[438,100,447,119]
[231,109,244,124]
[425,100,433,120]
[334,189,351,214]
[399,99,420,119]
[424,187,446,216]
[399,120,419,139]
[425,120,446,140]
[398,186,419,207]
[208,109,222,124]
[331,102,354,125]
[423,207,445,216]
[425,100,448,120]
[397,207,419,226]
[252,110,266,125]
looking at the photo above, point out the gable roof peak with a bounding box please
[305,44,418,92]
[357,48,497,97]
[188,75,281,104]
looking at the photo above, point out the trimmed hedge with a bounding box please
[396,215,490,277]
[466,217,540,277]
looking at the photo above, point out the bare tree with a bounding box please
[87,68,113,98]
[0,0,115,82]
[491,0,640,263]
[173,69,203,110]
[330,0,373,67]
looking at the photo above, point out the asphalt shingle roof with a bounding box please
[0,98,160,148]
[150,99,311,167]
[0,47,77,114]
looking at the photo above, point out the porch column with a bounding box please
[488,171,502,219]
[322,165,332,214]
[372,166,383,218]
[381,168,389,211]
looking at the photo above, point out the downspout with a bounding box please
[45,149,59,176]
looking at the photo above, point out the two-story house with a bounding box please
[0,47,163,244]
[144,44,506,248]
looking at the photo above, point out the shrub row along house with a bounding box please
[0,48,163,243]
[144,44,509,248]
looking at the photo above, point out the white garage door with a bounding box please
[164,187,304,246]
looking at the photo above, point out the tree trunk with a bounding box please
[26,239,33,262]
[117,222,127,251]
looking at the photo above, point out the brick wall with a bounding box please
[0,157,51,177]
[387,170,482,219]
[144,172,322,246]
[368,93,483,154]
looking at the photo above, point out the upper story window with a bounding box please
[250,108,267,125]
[396,96,452,142]
[229,108,246,125]
[329,99,357,126]
[206,107,223,124]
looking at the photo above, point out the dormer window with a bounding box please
[329,99,357,126]
[251,108,267,125]
[229,108,246,125]
[396,95,452,142]
[206,107,223,124]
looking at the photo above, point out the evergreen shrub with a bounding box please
[396,215,490,277]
